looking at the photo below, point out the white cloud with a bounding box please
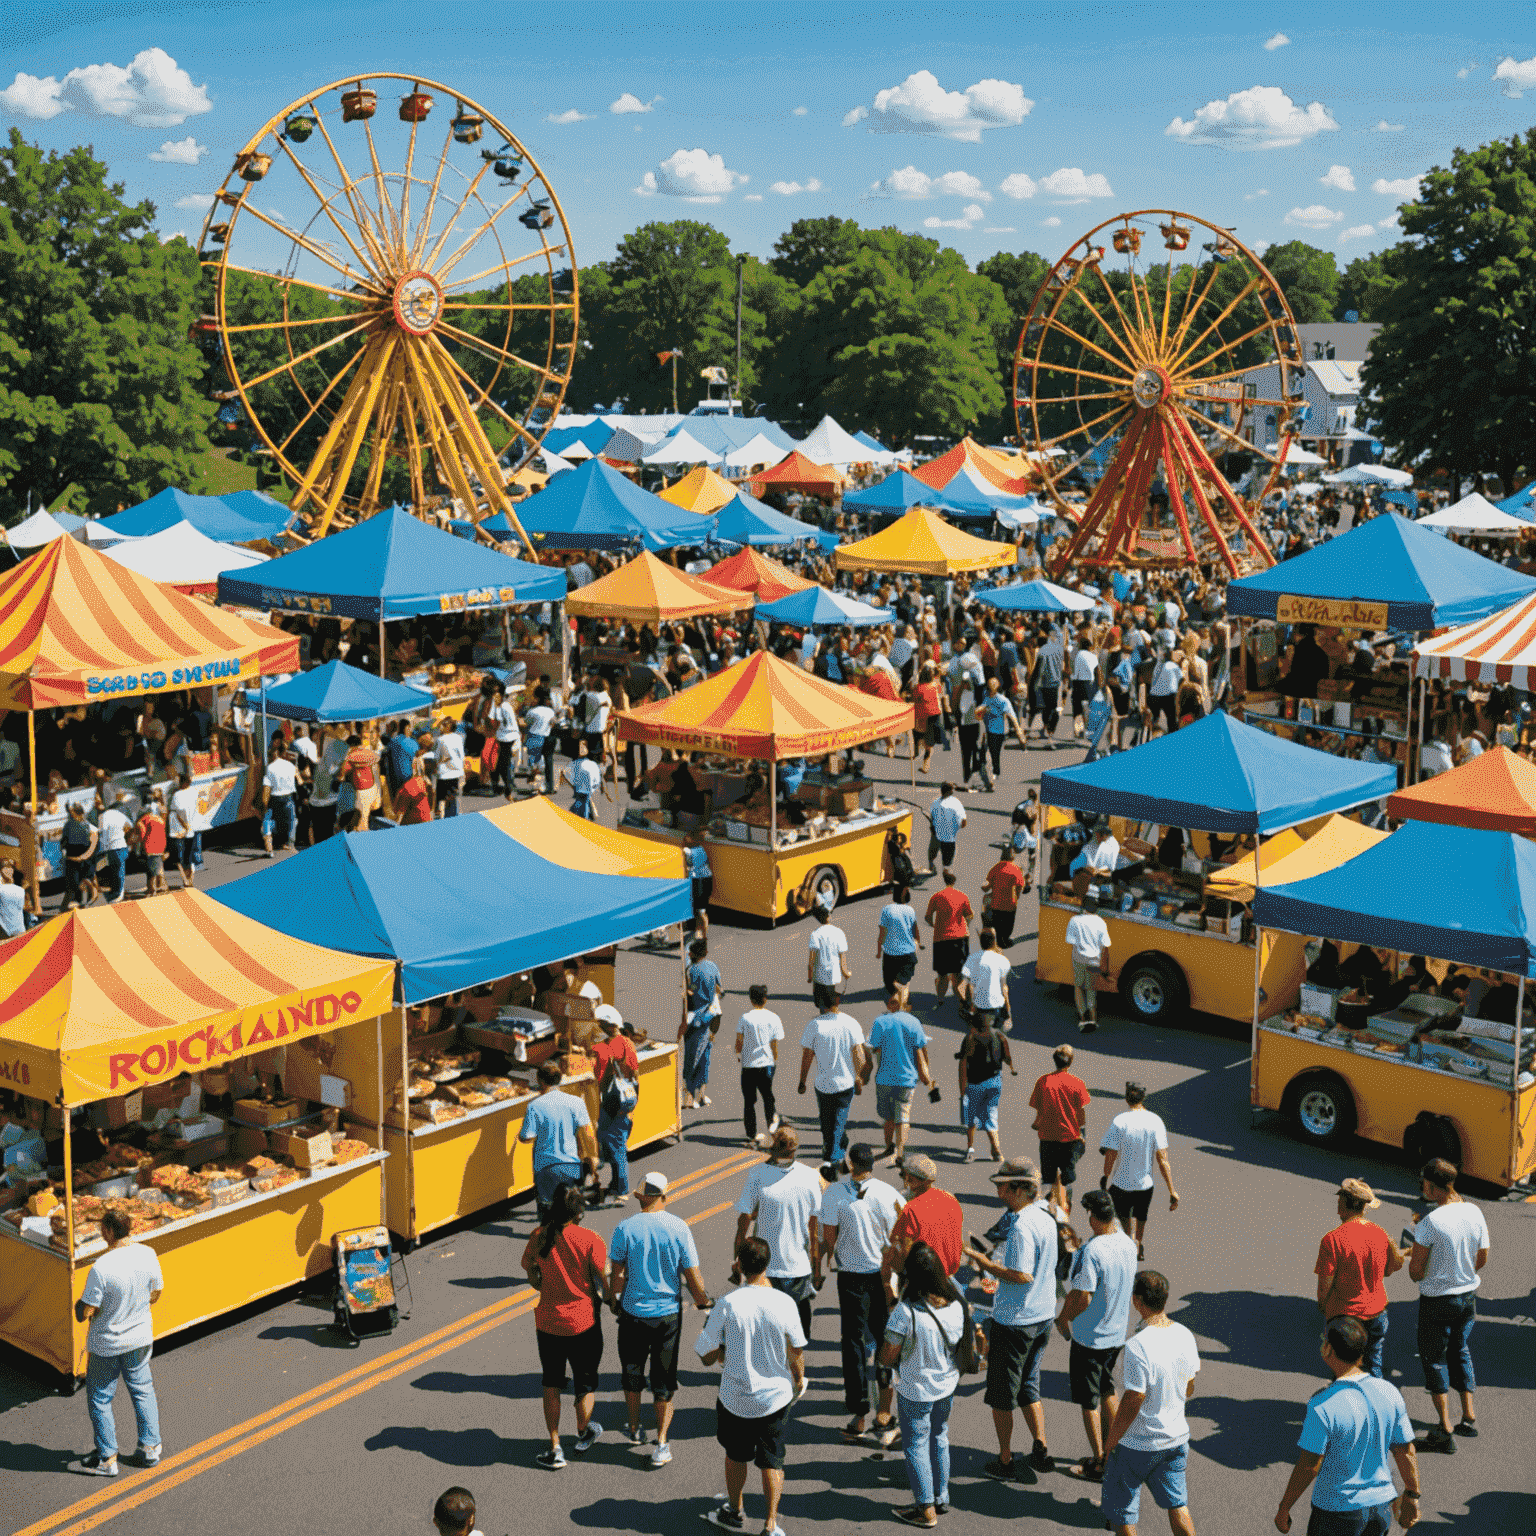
[150,135,205,164]
[848,70,1032,142]
[1373,120,1405,132]
[1245,187,1270,199]
[1264,32,1291,50]
[793,106,808,116]
[769,178,823,196]
[983,226,1016,234]
[1041,216,1062,227]
[1,47,211,128]
[1456,63,1477,80]
[1285,203,1343,229]
[1378,213,1400,230]
[924,203,986,231]
[635,147,747,203]
[1493,56,1536,97]
[1038,166,1114,201]
[545,109,591,124]
[744,193,763,202]
[1372,174,1422,198]
[1252,237,1272,255]
[1318,164,1355,191]
[1165,85,1338,150]
[868,166,990,200]
[610,92,659,115]
[999,172,1037,200]
[1338,224,1375,244]
[173,192,213,210]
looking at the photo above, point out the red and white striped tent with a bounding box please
[1414,591,1536,690]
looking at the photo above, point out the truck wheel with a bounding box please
[1119,957,1187,1024]
[805,865,844,914]
[1291,1074,1357,1146]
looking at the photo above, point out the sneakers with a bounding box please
[573,1421,603,1454]
[767,1116,781,1137]
[130,1444,162,1468]
[1454,1421,1479,1438]
[536,1446,568,1469]
[964,1148,976,1164]
[1029,1441,1054,1473]
[699,1095,711,1106]
[649,1441,673,1468]
[1417,1428,1456,1455]
[704,1504,746,1530]
[627,1426,650,1451]
[1078,1019,1097,1034]
[76,1451,119,1477]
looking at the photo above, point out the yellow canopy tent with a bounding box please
[1206,815,1389,903]
[835,506,1017,576]
[479,796,686,879]
[659,465,737,515]
[564,550,755,623]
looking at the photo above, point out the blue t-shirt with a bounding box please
[1067,1230,1139,1349]
[878,902,918,956]
[686,844,712,880]
[1299,1376,1414,1512]
[685,959,721,1019]
[610,1210,701,1318]
[992,1204,1059,1328]
[981,693,1014,736]
[518,1090,590,1171]
[385,733,416,787]
[867,1010,927,1087]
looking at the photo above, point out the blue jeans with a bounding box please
[1417,1292,1476,1394]
[963,1077,1002,1132]
[1356,1309,1389,1379]
[571,792,595,821]
[86,1346,160,1461]
[526,734,555,792]
[102,847,129,900]
[268,794,296,847]
[897,1391,952,1509]
[816,1086,855,1164]
[683,1025,712,1096]
[534,1160,583,1221]
[597,1110,632,1196]
[1102,1442,1188,1526]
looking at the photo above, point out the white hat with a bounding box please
[593,1004,624,1030]
[642,1171,668,1193]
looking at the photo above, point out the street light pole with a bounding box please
[734,254,745,416]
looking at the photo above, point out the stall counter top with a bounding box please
[1039,893,1248,946]
[1257,1020,1533,1091]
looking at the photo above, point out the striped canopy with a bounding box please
[1413,590,1536,691]
[0,535,297,709]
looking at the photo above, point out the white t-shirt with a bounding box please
[1415,1202,1490,1296]
[435,731,466,782]
[737,1008,785,1071]
[1120,1321,1200,1451]
[1065,913,1112,964]
[290,734,318,766]
[0,883,26,937]
[525,704,556,739]
[264,757,298,797]
[962,949,1012,1010]
[169,786,199,838]
[492,701,521,743]
[1072,648,1100,682]
[584,690,613,732]
[696,1285,806,1418]
[1101,1106,1168,1192]
[820,1176,903,1273]
[885,1297,964,1403]
[799,1011,865,1093]
[735,1160,823,1278]
[1151,660,1183,697]
[97,807,132,852]
[807,924,849,986]
[1082,834,1120,874]
[81,1242,164,1356]
[930,795,966,844]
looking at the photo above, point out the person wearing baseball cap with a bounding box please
[593,1008,639,1206]
[1315,1178,1402,1380]
[881,1154,962,1292]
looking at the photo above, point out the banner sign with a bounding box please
[1275,595,1389,630]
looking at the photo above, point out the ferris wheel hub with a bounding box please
[1132,365,1171,410]
[392,270,444,336]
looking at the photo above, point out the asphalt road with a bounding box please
[5,736,1533,1536]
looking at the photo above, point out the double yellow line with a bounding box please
[21,1146,766,1536]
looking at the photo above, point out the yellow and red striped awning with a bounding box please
[0,534,298,709]
[0,891,395,1105]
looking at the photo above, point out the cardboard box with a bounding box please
[232,1097,300,1128]
[229,1125,270,1159]
[89,1091,144,1131]
[286,1130,334,1169]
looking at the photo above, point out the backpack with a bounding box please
[601,1062,638,1119]
[916,1289,983,1376]
[345,754,376,792]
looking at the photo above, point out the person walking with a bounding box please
[609,1170,712,1466]
[72,1205,163,1476]
[1033,627,1064,745]
[260,743,299,855]
[518,1061,597,1224]
[1065,892,1113,1033]
[432,716,466,818]
[926,783,966,873]
[735,984,784,1148]
[797,994,868,1168]
[806,904,851,1012]
[684,835,713,940]
[960,927,1013,1030]
[977,676,1026,790]
[876,884,924,1005]
[592,1008,639,1206]
[958,1004,1017,1164]
[982,846,1026,950]
[681,937,722,1110]
[523,684,559,795]
[133,791,169,897]
[1056,1188,1139,1481]
[1274,1315,1422,1536]
[1031,1044,1092,1211]
[522,1182,614,1469]
[1100,1082,1179,1260]
[963,1158,1060,1485]
[1100,1270,1200,1536]
[878,1242,971,1527]
[951,650,984,789]
[821,1143,905,1445]
[60,800,99,909]
[487,684,522,801]
[168,771,199,889]
[865,983,935,1166]
[924,870,974,1007]
[695,1235,807,1536]
[560,738,607,821]
[1315,1178,1402,1380]
[883,1154,963,1287]
[1407,1156,1489,1453]
[912,662,947,776]
[1071,628,1102,737]
[734,1127,824,1341]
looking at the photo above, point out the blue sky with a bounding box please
[3,1,1534,269]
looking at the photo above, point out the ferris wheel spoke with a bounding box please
[223,309,369,336]
[359,115,405,261]
[307,111,394,273]
[1188,408,1283,464]
[439,245,558,294]
[1036,400,1136,449]
[432,189,533,285]
[214,261,383,306]
[435,319,548,379]
[272,137,385,283]
[234,201,371,286]
[432,344,542,448]
[1159,252,1178,349]
[238,319,374,392]
[274,341,368,455]
[419,160,499,271]
[1021,389,1130,409]
[407,119,464,267]
[1122,268,1158,353]
[1071,272,1145,369]
[402,340,498,518]
[1167,257,1228,360]
[440,300,575,313]
[1168,275,1262,375]
[1025,356,1135,393]
[419,335,518,492]
[1037,403,1136,473]
[1034,319,1137,382]
[1174,316,1278,382]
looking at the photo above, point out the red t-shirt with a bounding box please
[913,681,941,722]
[926,887,973,942]
[892,1187,963,1276]
[1315,1221,1392,1318]
[522,1224,607,1335]
[135,813,167,856]
[396,776,432,825]
[592,1035,639,1082]
[1029,1069,1091,1143]
[985,860,1027,913]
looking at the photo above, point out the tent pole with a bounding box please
[1238,618,1248,704]
[26,709,38,908]
[259,680,268,771]
[1249,830,1264,1102]
[910,728,916,789]
[770,758,777,851]
[1415,676,1427,786]
[1510,975,1526,1184]
[558,600,571,697]
[374,1011,386,1224]
[62,1107,75,1279]
[378,620,387,679]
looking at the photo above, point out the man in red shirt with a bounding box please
[591,1007,640,1206]
[881,1153,962,1295]
[1315,1177,1402,1378]
[1029,1043,1092,1212]
[924,869,974,1005]
[982,846,1027,950]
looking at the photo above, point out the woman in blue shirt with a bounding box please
[683,835,712,941]
[679,937,722,1109]
[877,884,924,997]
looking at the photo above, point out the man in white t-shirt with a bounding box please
[432,719,466,818]
[96,800,134,903]
[1408,1156,1490,1453]
[1064,893,1113,1033]
[928,783,967,872]
[735,984,785,1147]
[806,906,851,1011]
[798,1002,868,1167]
[0,862,28,937]
[1101,1269,1199,1536]
[261,747,299,855]
[733,1127,823,1341]
[961,927,1013,1028]
[290,724,319,769]
[696,1235,806,1536]
[168,773,200,889]
[1100,1083,1179,1260]
[1070,634,1101,736]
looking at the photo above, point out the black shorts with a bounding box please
[933,937,969,976]
[537,1323,604,1394]
[692,877,713,915]
[882,953,917,989]
[1110,1186,1154,1225]
[716,1399,791,1471]
[984,1318,1051,1409]
[619,1308,682,1400]
[1109,685,1132,715]
[922,717,941,748]
[1040,1139,1085,1186]
[1069,1340,1122,1408]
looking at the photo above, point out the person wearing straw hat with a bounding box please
[1315,1179,1403,1381]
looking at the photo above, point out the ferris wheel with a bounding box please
[1014,209,1303,578]
[196,73,578,543]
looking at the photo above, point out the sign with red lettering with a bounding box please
[1275,595,1389,631]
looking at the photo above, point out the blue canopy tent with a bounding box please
[1380,488,1418,513]
[1225,513,1536,630]
[842,470,994,522]
[853,430,891,454]
[244,659,434,724]
[210,814,692,1005]
[755,586,892,628]
[691,492,815,548]
[101,486,297,545]
[511,458,702,552]
[1497,482,1536,522]
[544,421,615,457]
[971,578,1096,616]
[1040,710,1397,835]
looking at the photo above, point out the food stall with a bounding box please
[1035,711,1397,1025]
[1252,821,1536,1186]
[616,650,914,921]
[210,813,691,1243]
[0,892,394,1380]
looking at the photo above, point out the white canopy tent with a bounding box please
[642,430,723,467]
[1416,491,1532,536]
[3,508,74,549]
[722,433,789,470]
[1281,444,1328,467]
[1324,463,1414,487]
[945,464,1042,526]
[98,519,267,590]
[796,414,896,468]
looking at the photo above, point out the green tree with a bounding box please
[1337,250,1398,322]
[0,130,214,519]
[1363,129,1536,491]
[1260,240,1339,323]
[770,216,862,290]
